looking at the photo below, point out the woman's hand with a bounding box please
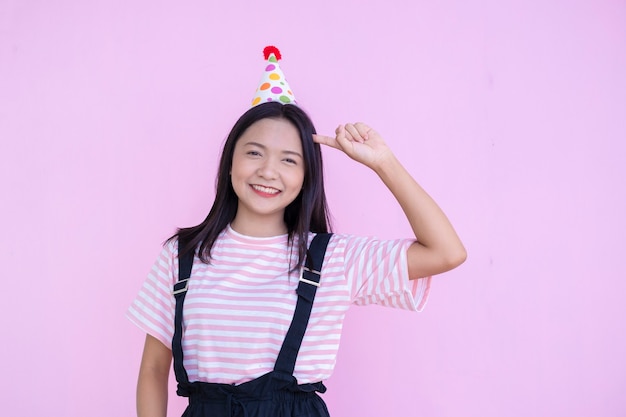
[313,122,466,279]
[313,123,394,172]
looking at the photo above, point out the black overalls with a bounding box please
[172,234,333,417]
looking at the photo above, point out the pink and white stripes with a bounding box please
[127,226,430,385]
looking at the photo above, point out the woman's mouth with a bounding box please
[251,184,281,196]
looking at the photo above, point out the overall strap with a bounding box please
[172,239,194,385]
[274,233,333,376]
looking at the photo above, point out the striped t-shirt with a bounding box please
[127,226,431,385]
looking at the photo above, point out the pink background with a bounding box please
[2,0,625,416]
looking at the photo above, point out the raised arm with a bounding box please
[313,123,466,279]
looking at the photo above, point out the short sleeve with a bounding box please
[126,241,178,348]
[341,235,431,311]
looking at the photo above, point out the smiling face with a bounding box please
[229,117,305,236]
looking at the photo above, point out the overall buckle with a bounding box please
[172,278,190,295]
[299,267,320,287]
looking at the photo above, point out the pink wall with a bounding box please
[2,0,625,415]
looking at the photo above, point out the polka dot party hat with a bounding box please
[251,46,297,107]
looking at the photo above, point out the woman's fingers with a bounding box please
[343,123,366,143]
[315,123,377,156]
[334,124,355,150]
[353,122,371,140]
[312,133,340,150]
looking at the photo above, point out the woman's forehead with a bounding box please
[237,118,303,152]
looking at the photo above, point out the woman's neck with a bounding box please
[230,217,288,237]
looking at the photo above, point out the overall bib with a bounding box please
[172,234,333,417]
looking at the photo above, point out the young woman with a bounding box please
[128,102,466,417]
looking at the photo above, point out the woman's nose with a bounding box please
[257,159,278,179]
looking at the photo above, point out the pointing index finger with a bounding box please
[312,134,340,150]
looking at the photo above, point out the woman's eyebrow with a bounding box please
[242,141,266,149]
[243,141,302,158]
[282,149,303,158]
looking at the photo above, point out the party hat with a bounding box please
[251,46,297,107]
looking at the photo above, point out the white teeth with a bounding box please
[251,185,280,194]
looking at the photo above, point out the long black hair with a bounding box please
[170,102,331,272]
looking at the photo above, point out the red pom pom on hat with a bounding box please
[263,45,281,60]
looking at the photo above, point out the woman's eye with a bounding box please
[247,151,261,156]
[284,158,297,165]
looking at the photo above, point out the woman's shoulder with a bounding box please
[162,236,180,254]
[149,237,180,270]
